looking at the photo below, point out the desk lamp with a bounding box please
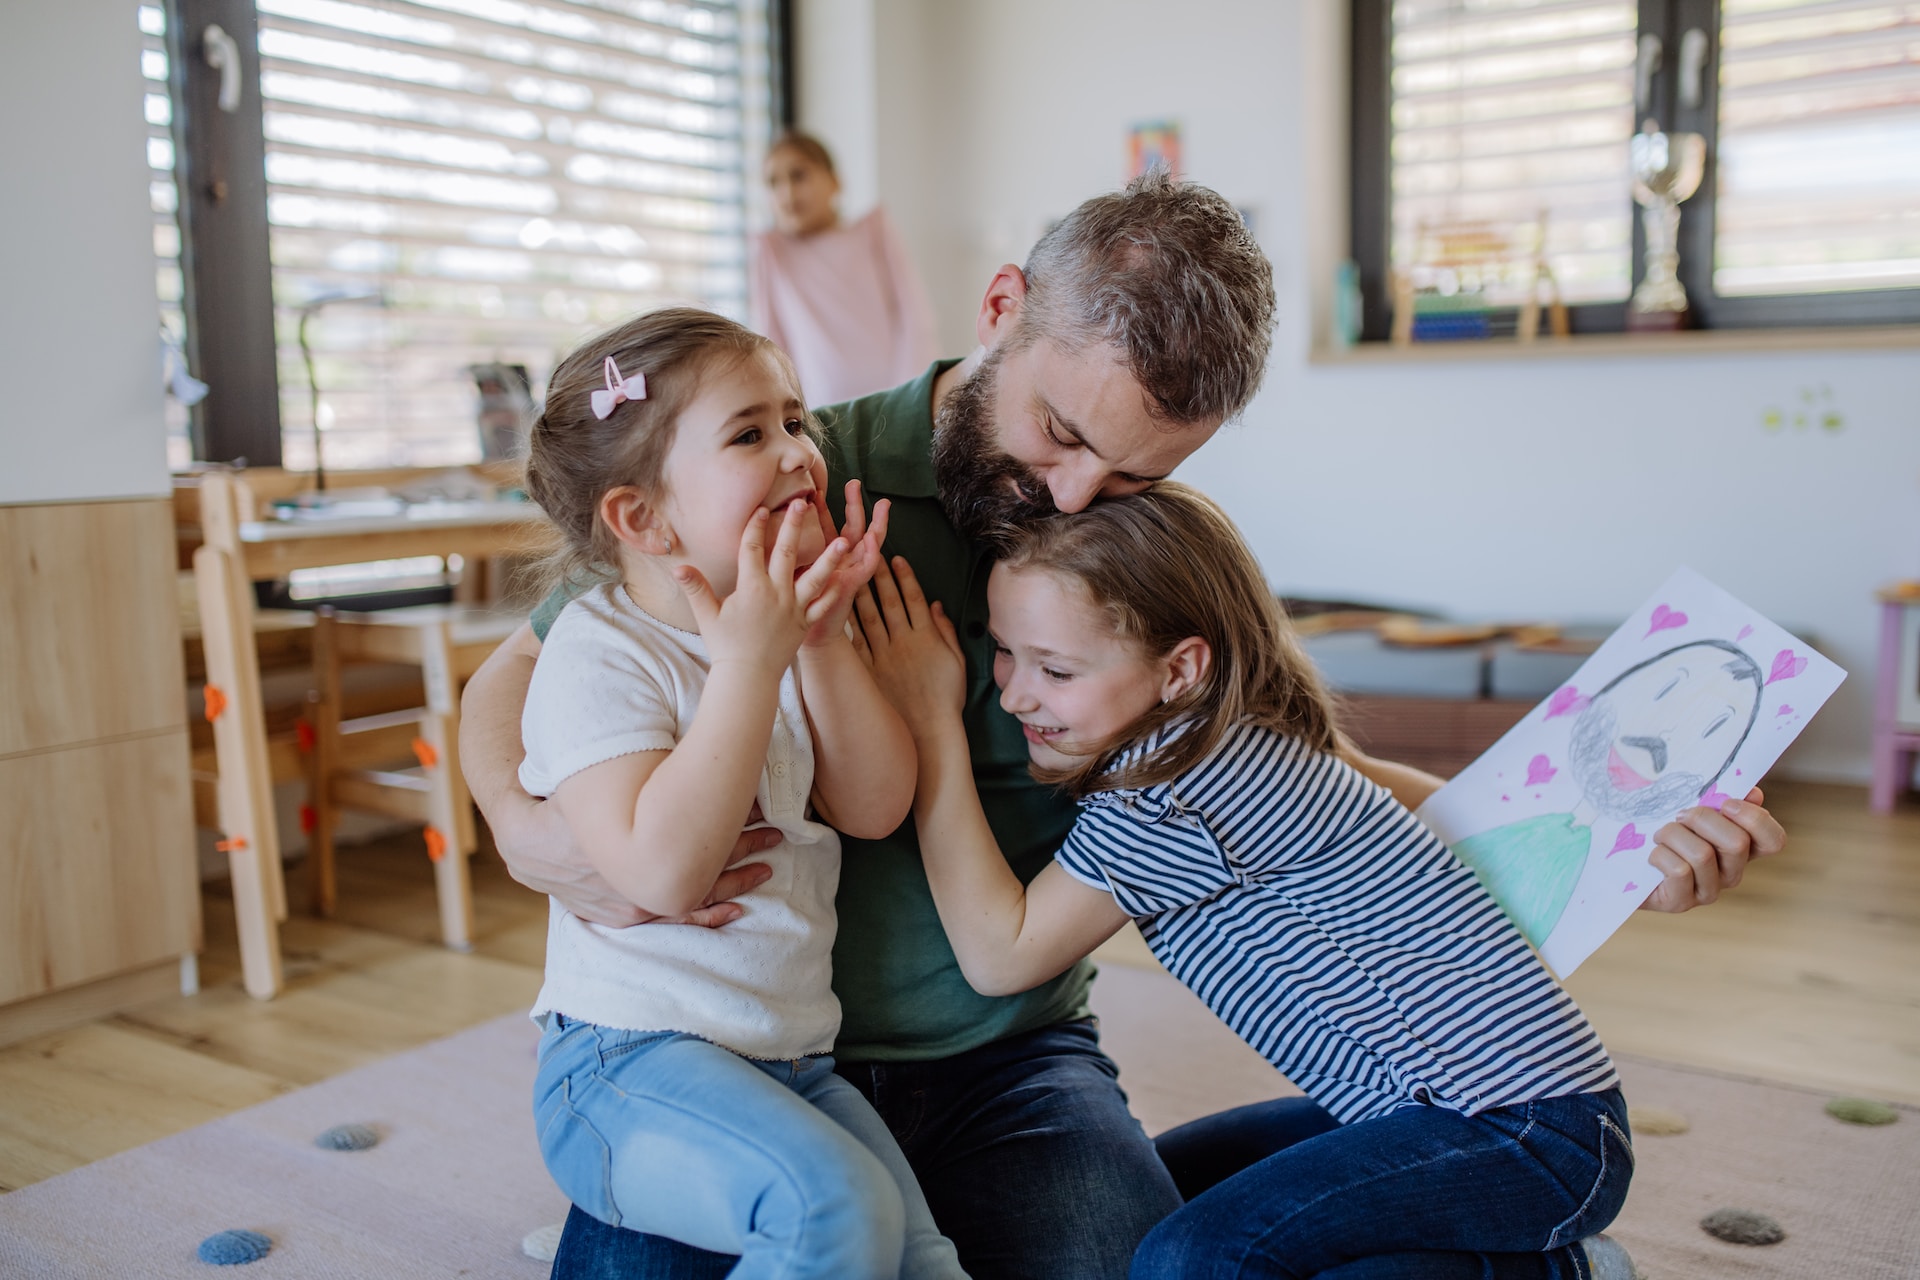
[296,290,385,494]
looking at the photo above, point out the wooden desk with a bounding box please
[187,470,548,998]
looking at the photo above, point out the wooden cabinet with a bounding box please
[0,499,199,1021]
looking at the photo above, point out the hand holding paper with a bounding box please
[1417,569,1844,977]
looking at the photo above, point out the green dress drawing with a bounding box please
[1450,813,1590,949]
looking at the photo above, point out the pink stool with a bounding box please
[1870,586,1920,813]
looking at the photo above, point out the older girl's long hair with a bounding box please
[1000,482,1337,796]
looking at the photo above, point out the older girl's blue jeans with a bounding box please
[1136,1088,1633,1280]
[534,1016,967,1280]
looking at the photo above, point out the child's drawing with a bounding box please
[1417,569,1845,977]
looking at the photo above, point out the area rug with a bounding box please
[2,963,1913,1278]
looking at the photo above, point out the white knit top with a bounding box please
[520,583,840,1060]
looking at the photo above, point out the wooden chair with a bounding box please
[180,466,547,995]
[308,603,524,950]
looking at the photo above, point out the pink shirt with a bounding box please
[750,207,940,407]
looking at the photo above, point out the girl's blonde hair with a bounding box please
[524,307,809,592]
[1000,482,1338,796]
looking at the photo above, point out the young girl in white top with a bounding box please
[853,483,1638,1280]
[520,308,966,1280]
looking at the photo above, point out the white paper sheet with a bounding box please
[1416,568,1846,977]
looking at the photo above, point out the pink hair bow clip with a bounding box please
[590,356,647,420]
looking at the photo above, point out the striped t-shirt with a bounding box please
[1055,723,1619,1125]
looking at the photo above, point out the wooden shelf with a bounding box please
[1311,324,1920,366]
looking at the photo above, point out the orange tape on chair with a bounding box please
[424,826,447,862]
[215,836,249,852]
[412,737,439,770]
[203,685,228,722]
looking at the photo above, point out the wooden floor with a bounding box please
[2,779,1915,1194]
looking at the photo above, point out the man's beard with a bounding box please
[1568,701,1713,821]
[932,348,1056,546]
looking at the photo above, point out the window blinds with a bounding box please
[143,0,765,470]
[140,6,193,468]
[1714,0,1920,296]
[1390,0,1639,304]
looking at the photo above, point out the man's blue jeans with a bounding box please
[549,1017,1182,1280]
[1137,1089,1634,1280]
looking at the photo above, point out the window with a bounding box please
[141,6,194,468]
[1351,0,1920,339]
[151,0,773,467]
[1712,0,1920,299]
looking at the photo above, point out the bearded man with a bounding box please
[460,172,1785,1280]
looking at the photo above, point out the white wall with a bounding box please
[0,1,170,505]
[805,0,1920,783]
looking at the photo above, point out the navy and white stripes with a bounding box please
[1055,724,1618,1125]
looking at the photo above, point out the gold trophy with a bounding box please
[1628,119,1707,330]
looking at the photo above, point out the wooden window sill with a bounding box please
[1310,325,1920,366]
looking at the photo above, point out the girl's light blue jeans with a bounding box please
[534,1015,968,1280]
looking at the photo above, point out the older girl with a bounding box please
[854,483,1637,1280]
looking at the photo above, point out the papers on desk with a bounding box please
[242,498,540,542]
[270,496,408,521]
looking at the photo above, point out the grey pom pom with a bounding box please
[1700,1208,1785,1246]
[314,1122,381,1151]
[522,1222,566,1262]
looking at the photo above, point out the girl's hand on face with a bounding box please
[850,555,967,732]
[675,500,850,676]
[801,480,892,649]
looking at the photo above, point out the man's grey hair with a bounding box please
[1015,169,1276,425]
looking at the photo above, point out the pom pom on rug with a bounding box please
[522,1222,566,1262]
[314,1122,381,1151]
[1700,1208,1785,1246]
[1627,1104,1689,1136]
[196,1229,272,1265]
[1824,1097,1899,1126]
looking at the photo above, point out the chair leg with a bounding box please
[1869,734,1909,815]
[309,609,341,917]
[420,620,476,949]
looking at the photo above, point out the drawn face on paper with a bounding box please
[1567,640,1763,820]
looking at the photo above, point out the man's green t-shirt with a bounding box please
[529,360,1091,1062]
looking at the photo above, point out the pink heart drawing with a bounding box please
[1608,824,1646,857]
[1645,604,1688,638]
[1698,784,1731,810]
[1622,881,1640,893]
[1736,624,1754,642]
[1525,754,1557,787]
[1776,704,1794,717]
[1544,686,1590,720]
[1768,649,1808,684]
[1501,794,1510,802]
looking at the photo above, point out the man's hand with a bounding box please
[1639,787,1786,912]
[491,791,778,927]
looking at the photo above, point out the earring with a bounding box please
[662,534,674,553]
